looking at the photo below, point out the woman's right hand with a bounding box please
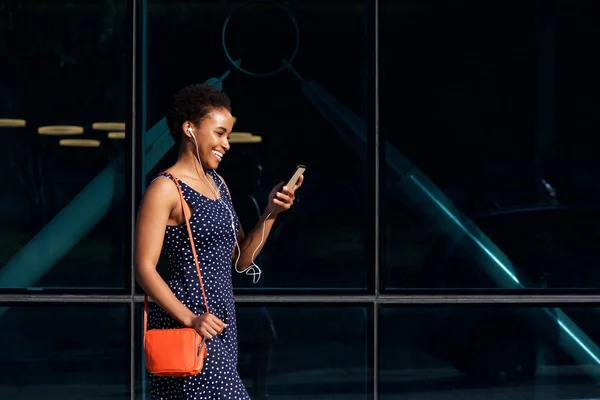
[190,313,227,339]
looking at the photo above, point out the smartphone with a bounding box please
[284,165,306,189]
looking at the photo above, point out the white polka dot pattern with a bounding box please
[148,171,250,399]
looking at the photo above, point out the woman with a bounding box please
[134,83,302,399]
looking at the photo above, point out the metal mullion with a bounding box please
[0,294,134,303]
[376,294,600,304]
[235,295,376,303]
[129,298,136,400]
[5,293,600,305]
[134,294,376,303]
[129,0,140,397]
[129,294,600,304]
[373,300,379,400]
[373,0,380,301]
[373,0,380,396]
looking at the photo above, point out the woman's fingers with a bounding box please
[269,174,303,213]
[209,314,227,329]
[276,191,293,204]
[204,314,227,337]
[193,313,228,339]
[208,319,223,333]
[204,325,219,338]
[294,174,304,189]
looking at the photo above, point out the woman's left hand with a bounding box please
[267,174,304,215]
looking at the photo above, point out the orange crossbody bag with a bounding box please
[143,172,209,377]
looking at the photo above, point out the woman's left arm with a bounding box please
[221,174,303,268]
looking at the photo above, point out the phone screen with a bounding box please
[285,165,306,188]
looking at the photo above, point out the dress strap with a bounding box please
[208,170,227,197]
[151,171,176,184]
[151,172,195,207]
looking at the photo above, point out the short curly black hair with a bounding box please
[165,83,232,145]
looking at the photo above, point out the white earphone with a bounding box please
[186,125,267,284]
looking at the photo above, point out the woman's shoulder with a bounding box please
[136,171,180,222]
[152,170,177,183]
[145,171,180,199]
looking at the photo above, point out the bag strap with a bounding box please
[144,172,210,336]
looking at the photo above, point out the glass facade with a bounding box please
[0,0,130,291]
[134,304,371,399]
[380,0,600,291]
[1,0,600,399]
[142,0,373,292]
[380,306,600,399]
[0,303,130,399]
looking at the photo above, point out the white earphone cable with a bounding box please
[190,132,267,284]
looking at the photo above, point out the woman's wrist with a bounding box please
[263,207,278,219]
[182,312,197,328]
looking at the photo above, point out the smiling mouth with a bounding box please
[212,150,223,162]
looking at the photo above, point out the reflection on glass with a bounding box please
[380,1,600,290]
[143,0,372,291]
[0,1,129,290]
[381,306,600,399]
[136,304,370,399]
[0,304,129,399]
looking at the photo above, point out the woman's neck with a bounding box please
[174,148,210,179]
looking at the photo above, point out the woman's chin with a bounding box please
[202,161,218,171]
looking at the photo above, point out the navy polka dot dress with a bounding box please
[148,171,251,400]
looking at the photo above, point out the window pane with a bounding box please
[136,304,371,399]
[0,1,129,290]
[142,0,373,291]
[0,303,129,399]
[381,1,600,290]
[381,305,600,399]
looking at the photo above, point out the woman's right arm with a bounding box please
[134,177,226,338]
[134,178,197,328]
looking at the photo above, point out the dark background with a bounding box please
[2,0,600,399]
[2,0,600,292]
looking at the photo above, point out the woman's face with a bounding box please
[187,107,234,170]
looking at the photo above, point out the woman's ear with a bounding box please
[181,122,193,140]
